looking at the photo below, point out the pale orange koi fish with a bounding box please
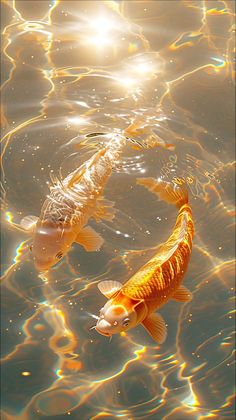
[95,178,194,343]
[18,121,173,272]
[20,133,127,271]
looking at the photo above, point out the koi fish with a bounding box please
[20,133,126,271]
[95,178,194,343]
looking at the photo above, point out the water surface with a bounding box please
[1,1,235,419]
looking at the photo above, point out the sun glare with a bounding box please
[85,15,115,47]
[67,116,87,125]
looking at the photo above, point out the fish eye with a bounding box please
[56,252,63,259]
[122,318,130,327]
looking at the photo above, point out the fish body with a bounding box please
[40,135,123,231]
[21,133,126,271]
[19,124,174,271]
[95,178,194,343]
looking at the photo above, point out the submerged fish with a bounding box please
[20,133,126,271]
[19,122,173,272]
[95,178,194,343]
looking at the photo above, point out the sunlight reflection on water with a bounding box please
[1,1,235,419]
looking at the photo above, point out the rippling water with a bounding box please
[1,1,235,419]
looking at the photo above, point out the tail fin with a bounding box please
[137,177,188,209]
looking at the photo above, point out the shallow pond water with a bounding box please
[1,1,235,419]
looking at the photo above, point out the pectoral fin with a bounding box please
[93,197,116,222]
[98,280,122,299]
[75,226,104,252]
[20,215,39,232]
[142,313,167,344]
[172,285,192,302]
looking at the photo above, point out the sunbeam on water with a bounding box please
[0,0,235,419]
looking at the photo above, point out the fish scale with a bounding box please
[41,137,124,229]
[123,206,194,308]
[96,178,195,344]
[24,133,128,271]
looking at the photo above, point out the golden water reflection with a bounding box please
[1,0,235,418]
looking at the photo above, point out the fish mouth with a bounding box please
[95,327,111,337]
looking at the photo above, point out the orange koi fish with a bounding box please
[20,133,126,271]
[95,178,194,343]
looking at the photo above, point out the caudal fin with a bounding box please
[137,177,188,209]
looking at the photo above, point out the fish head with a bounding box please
[31,219,75,271]
[95,298,138,337]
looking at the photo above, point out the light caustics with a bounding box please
[1,0,235,419]
[85,16,116,47]
[1,212,30,282]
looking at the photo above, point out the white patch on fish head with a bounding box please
[31,220,75,271]
[95,299,137,337]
